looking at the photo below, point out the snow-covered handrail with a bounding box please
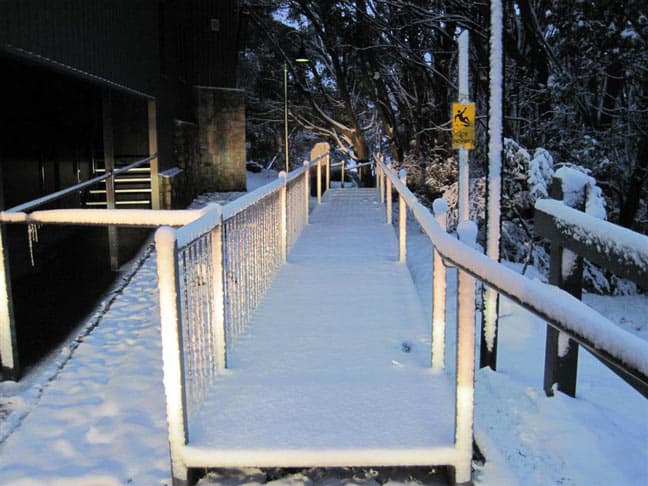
[0,208,205,227]
[376,160,648,397]
[535,199,648,287]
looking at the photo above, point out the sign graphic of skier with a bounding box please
[452,102,475,149]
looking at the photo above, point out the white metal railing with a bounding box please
[154,157,331,481]
[375,157,648,483]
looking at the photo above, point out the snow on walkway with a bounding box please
[189,189,454,457]
[0,251,171,485]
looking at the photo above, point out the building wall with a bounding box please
[0,0,159,96]
[0,0,246,201]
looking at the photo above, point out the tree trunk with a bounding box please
[618,136,648,229]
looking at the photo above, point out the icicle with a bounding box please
[27,224,41,267]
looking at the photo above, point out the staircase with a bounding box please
[84,157,152,209]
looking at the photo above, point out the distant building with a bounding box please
[0,0,248,213]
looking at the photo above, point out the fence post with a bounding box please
[209,206,227,371]
[341,160,345,188]
[303,161,310,225]
[378,165,384,202]
[386,164,393,224]
[102,89,119,271]
[148,99,161,210]
[543,177,582,397]
[279,171,288,262]
[398,169,407,263]
[325,152,330,191]
[432,198,448,369]
[316,160,322,204]
[0,225,19,380]
[454,221,477,485]
[155,227,190,486]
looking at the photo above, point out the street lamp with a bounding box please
[284,41,310,172]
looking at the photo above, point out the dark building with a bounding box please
[0,0,247,211]
[0,1,248,374]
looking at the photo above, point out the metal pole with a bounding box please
[398,169,407,263]
[481,0,503,370]
[102,89,119,271]
[457,30,470,223]
[284,63,289,173]
[432,199,448,369]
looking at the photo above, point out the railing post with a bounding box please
[148,99,161,210]
[316,160,322,204]
[455,221,477,485]
[102,89,119,271]
[209,206,227,371]
[386,164,393,224]
[325,152,330,191]
[155,227,190,486]
[279,171,288,262]
[432,198,448,369]
[398,169,407,263]
[0,225,19,380]
[544,177,582,397]
[341,160,345,188]
[303,161,310,225]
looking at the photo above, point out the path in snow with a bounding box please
[190,188,455,456]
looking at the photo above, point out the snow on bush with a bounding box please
[528,148,554,201]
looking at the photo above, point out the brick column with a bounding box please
[194,87,247,192]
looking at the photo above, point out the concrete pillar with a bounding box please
[194,87,247,192]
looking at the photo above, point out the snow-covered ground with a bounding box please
[0,171,646,485]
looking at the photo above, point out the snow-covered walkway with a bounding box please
[187,188,455,461]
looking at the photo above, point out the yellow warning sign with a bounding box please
[452,102,475,150]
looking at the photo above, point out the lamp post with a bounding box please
[284,42,310,172]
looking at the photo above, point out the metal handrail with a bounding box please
[376,160,648,397]
[5,154,157,214]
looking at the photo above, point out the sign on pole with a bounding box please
[452,102,475,150]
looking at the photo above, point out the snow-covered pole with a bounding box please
[0,225,19,380]
[386,164,393,224]
[316,159,322,204]
[457,30,470,223]
[155,226,190,485]
[398,169,408,263]
[432,198,448,369]
[455,221,477,484]
[279,171,288,262]
[481,0,503,370]
[543,176,584,397]
[325,151,330,191]
[303,161,310,225]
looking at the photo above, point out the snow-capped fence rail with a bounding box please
[375,160,648,406]
[535,176,648,398]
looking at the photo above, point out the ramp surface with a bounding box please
[188,189,455,464]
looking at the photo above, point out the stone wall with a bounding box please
[194,87,247,192]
